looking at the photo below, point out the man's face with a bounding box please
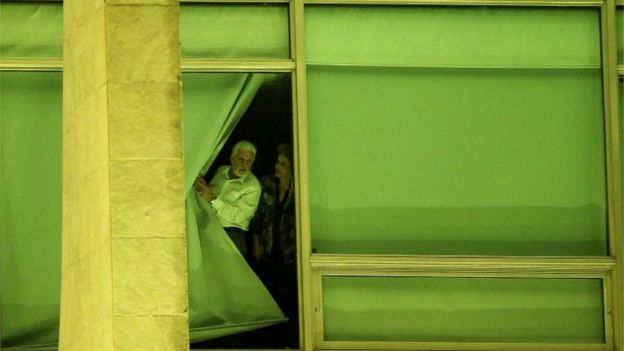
[230,149,255,178]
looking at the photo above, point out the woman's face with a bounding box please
[274,154,292,182]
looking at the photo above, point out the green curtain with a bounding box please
[306,6,607,256]
[183,73,285,342]
[0,72,62,349]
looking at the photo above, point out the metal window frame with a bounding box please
[293,1,623,350]
[310,256,615,350]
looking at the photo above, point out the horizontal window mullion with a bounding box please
[181,59,296,72]
[304,0,605,6]
[307,62,602,69]
[181,0,289,3]
[0,58,62,71]
[310,254,616,275]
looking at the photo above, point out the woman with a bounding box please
[250,144,298,348]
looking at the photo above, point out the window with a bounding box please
[301,2,622,350]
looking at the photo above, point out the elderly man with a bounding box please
[194,140,261,256]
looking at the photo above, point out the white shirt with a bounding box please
[208,165,261,231]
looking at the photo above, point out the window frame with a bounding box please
[311,257,615,350]
[294,0,622,350]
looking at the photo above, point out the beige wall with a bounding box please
[60,1,188,350]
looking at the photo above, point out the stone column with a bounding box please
[60,1,188,350]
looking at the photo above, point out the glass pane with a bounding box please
[306,6,600,68]
[306,6,607,256]
[180,4,290,60]
[0,2,63,59]
[322,276,604,344]
[0,72,62,347]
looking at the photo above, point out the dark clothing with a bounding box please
[254,260,298,348]
[252,175,296,264]
[224,226,248,257]
[249,175,299,348]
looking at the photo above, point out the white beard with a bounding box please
[233,167,248,178]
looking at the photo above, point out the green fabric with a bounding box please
[306,6,600,68]
[183,73,286,342]
[183,73,263,192]
[0,72,62,348]
[179,4,289,59]
[306,7,607,256]
[186,195,285,342]
[322,276,604,343]
[0,3,62,59]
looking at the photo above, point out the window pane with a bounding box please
[0,72,62,347]
[306,6,600,68]
[0,3,63,59]
[322,276,604,344]
[180,4,290,60]
[306,6,607,256]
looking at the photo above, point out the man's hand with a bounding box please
[194,177,215,201]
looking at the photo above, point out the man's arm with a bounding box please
[194,177,215,200]
[211,185,261,229]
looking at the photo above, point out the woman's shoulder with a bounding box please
[260,174,277,192]
[260,174,278,187]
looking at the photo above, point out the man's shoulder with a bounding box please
[210,165,229,179]
[246,172,261,189]
[215,165,229,173]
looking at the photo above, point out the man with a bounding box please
[194,140,261,257]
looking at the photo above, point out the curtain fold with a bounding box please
[183,73,286,342]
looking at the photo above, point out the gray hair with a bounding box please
[231,140,257,159]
